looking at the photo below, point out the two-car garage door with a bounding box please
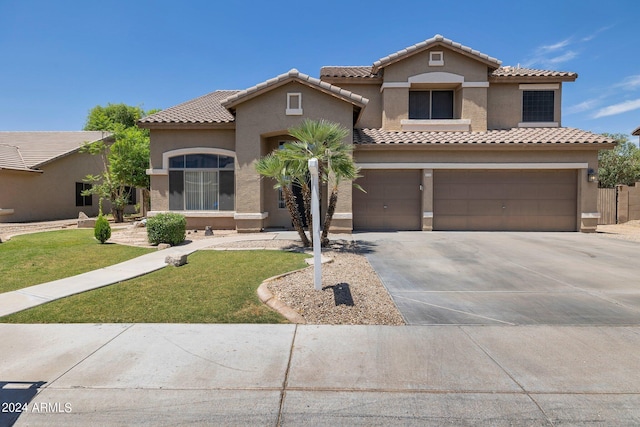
[353,169,577,232]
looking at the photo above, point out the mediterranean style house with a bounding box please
[139,35,613,233]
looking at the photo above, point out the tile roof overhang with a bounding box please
[372,34,502,74]
[490,66,577,83]
[353,127,614,148]
[0,131,112,172]
[138,90,239,128]
[220,69,369,120]
[632,126,640,136]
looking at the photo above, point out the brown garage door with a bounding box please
[433,170,577,231]
[353,170,422,231]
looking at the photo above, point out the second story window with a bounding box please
[522,90,554,122]
[409,90,454,120]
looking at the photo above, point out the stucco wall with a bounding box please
[329,83,382,129]
[233,81,355,227]
[383,48,489,82]
[487,83,562,130]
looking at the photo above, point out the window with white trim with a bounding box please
[522,90,554,122]
[168,154,235,210]
[286,93,302,115]
[409,90,454,119]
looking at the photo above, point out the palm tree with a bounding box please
[255,153,311,247]
[285,119,360,246]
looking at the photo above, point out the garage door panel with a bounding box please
[353,170,421,231]
[434,170,577,231]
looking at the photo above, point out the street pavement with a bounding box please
[2,323,640,426]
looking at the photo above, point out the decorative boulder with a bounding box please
[77,211,96,228]
[165,253,188,267]
[205,226,214,236]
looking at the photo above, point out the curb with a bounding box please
[257,269,308,324]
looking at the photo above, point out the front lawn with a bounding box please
[1,250,309,323]
[0,229,153,294]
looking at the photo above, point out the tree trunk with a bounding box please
[112,207,125,223]
[321,189,338,247]
[283,186,310,247]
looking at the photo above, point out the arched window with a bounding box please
[168,154,235,211]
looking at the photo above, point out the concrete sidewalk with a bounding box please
[1,323,639,425]
[0,233,298,317]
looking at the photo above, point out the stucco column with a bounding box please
[461,87,488,132]
[234,127,265,232]
[579,167,599,233]
[422,169,434,231]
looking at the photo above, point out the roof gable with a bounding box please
[221,69,368,110]
[0,131,110,172]
[372,34,502,73]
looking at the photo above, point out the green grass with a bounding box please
[1,250,309,323]
[0,229,154,293]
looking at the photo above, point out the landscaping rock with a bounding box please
[165,253,188,267]
[157,243,171,250]
[77,212,96,228]
[205,226,213,236]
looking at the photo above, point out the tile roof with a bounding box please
[632,126,640,136]
[221,69,369,108]
[372,34,502,73]
[491,66,577,80]
[320,66,378,79]
[353,127,613,146]
[139,90,239,125]
[0,131,110,172]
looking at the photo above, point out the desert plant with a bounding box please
[147,213,186,246]
[94,215,111,244]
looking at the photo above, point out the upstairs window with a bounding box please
[286,92,303,115]
[409,90,454,119]
[522,90,554,122]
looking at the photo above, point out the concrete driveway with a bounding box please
[358,232,640,325]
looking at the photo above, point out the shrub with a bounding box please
[94,215,111,244]
[147,213,186,246]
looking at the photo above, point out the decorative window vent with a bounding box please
[429,51,444,66]
[286,93,303,115]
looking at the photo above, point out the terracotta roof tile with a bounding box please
[139,90,239,125]
[221,69,368,108]
[373,34,501,73]
[0,131,110,171]
[320,66,377,78]
[491,66,577,80]
[353,127,613,145]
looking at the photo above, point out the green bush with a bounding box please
[147,213,186,246]
[94,215,111,244]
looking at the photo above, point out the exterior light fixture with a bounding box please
[587,168,598,183]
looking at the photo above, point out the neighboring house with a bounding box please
[0,131,138,223]
[139,34,614,233]
[633,126,640,141]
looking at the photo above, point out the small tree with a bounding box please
[598,133,640,188]
[81,103,154,221]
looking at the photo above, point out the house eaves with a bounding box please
[372,34,502,74]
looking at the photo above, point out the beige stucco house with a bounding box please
[140,35,613,233]
[0,131,137,223]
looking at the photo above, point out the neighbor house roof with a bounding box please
[372,34,502,73]
[353,127,614,146]
[633,126,640,136]
[0,131,110,172]
[220,69,369,109]
[139,90,239,126]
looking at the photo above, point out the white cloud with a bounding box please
[539,39,572,53]
[566,99,599,115]
[593,99,640,118]
[613,75,640,89]
[581,25,614,42]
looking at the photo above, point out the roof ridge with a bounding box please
[372,34,501,72]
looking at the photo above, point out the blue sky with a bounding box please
[1,0,638,141]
